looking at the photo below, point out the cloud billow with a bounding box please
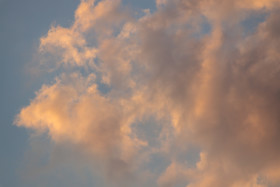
[15,0,280,186]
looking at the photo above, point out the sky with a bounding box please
[1,0,280,187]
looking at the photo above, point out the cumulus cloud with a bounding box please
[15,0,280,186]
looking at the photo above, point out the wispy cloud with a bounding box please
[15,0,280,186]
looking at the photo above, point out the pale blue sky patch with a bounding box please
[241,11,268,36]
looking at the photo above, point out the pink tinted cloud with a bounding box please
[16,0,280,186]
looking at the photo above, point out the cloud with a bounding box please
[15,0,280,186]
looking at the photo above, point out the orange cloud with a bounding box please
[16,0,280,186]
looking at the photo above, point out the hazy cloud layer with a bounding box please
[16,0,280,186]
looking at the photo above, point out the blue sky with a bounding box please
[0,0,79,186]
